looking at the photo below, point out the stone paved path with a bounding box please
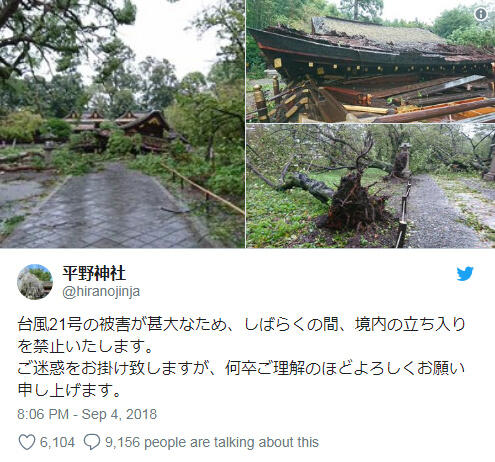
[1,163,205,248]
[406,174,488,248]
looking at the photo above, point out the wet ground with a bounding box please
[0,170,60,227]
[1,163,209,248]
[387,174,495,248]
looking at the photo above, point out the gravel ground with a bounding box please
[403,174,488,248]
[461,178,495,201]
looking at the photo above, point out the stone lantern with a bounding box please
[483,143,495,181]
[42,131,57,164]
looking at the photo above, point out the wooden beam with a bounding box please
[408,90,487,106]
[391,75,486,102]
[371,76,462,99]
[374,97,495,123]
[342,105,389,114]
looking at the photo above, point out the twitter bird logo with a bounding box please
[457,267,474,281]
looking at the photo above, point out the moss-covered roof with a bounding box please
[311,16,446,45]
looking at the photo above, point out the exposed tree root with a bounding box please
[323,171,389,230]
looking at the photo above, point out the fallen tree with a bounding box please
[247,131,390,230]
[0,151,44,163]
[247,157,334,203]
[0,151,46,172]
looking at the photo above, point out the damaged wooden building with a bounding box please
[64,109,189,151]
[248,16,495,123]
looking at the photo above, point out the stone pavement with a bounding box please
[1,163,208,248]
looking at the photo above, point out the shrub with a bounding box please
[0,111,43,142]
[171,139,186,155]
[246,35,266,78]
[40,118,73,141]
[448,26,495,48]
[68,132,98,151]
[106,130,141,157]
[52,148,94,175]
[207,164,245,197]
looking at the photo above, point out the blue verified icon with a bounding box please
[457,267,473,281]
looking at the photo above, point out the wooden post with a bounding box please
[401,196,407,220]
[395,221,407,248]
[273,76,281,106]
[205,192,210,214]
[253,84,270,123]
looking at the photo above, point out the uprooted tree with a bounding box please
[247,128,390,230]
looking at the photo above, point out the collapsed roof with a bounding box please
[311,16,446,45]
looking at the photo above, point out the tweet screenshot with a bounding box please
[2,0,495,461]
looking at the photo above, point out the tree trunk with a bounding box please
[0,152,44,164]
[368,159,393,173]
[354,0,359,19]
[247,156,335,203]
[279,173,334,203]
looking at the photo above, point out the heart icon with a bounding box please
[19,434,36,450]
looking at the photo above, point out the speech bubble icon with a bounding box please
[84,434,101,450]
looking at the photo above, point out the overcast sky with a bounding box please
[118,0,221,79]
[338,0,483,24]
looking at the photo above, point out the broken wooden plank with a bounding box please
[400,96,486,112]
[457,112,495,123]
[342,104,389,114]
[374,97,495,123]
[312,88,348,122]
[285,104,301,119]
[321,86,370,105]
[299,114,322,123]
[408,90,487,106]
[371,76,461,99]
[391,75,486,102]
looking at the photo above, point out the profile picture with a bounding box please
[17,265,53,300]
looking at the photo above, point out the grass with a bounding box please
[51,148,96,176]
[247,168,391,248]
[434,175,495,246]
[0,215,25,237]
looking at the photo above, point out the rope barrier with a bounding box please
[160,161,246,217]
[395,180,412,249]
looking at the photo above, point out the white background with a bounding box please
[1,249,493,461]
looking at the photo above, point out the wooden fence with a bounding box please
[395,180,412,249]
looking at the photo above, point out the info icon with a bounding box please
[474,7,488,22]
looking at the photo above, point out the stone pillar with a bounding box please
[483,145,495,181]
[402,145,411,178]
